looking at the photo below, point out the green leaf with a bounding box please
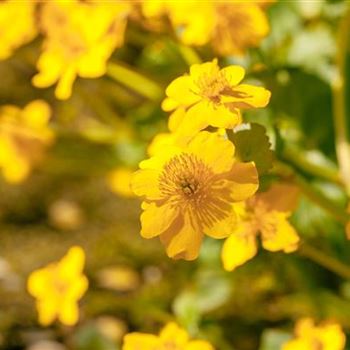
[259,329,291,350]
[229,123,274,176]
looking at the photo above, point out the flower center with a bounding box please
[195,71,231,104]
[159,153,213,200]
[159,153,233,228]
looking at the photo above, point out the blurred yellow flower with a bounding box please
[132,131,258,260]
[108,167,135,198]
[0,0,37,60]
[27,246,88,326]
[282,318,345,350]
[0,100,54,183]
[163,60,271,137]
[222,183,300,271]
[123,322,214,350]
[33,0,130,100]
[141,1,270,56]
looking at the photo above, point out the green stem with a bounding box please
[332,10,350,195]
[274,161,350,224]
[106,62,163,101]
[282,147,341,185]
[177,44,202,66]
[298,242,350,279]
[294,174,349,224]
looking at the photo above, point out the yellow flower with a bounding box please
[131,131,259,260]
[32,0,130,100]
[282,318,345,350]
[211,2,270,57]
[222,183,300,271]
[27,246,88,326]
[0,0,37,60]
[0,100,54,183]
[141,1,270,56]
[123,322,214,350]
[108,167,135,198]
[163,60,271,138]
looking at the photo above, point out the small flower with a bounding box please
[123,322,214,350]
[0,100,54,183]
[141,1,270,56]
[0,0,37,60]
[27,246,88,326]
[131,131,259,260]
[222,183,300,271]
[282,318,345,350]
[163,59,271,137]
[211,2,270,57]
[32,0,130,99]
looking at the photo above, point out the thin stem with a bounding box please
[274,161,350,225]
[177,44,202,66]
[106,61,163,101]
[294,174,349,225]
[298,242,350,280]
[282,147,341,185]
[332,10,350,195]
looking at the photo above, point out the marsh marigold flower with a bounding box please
[163,60,271,137]
[0,0,37,60]
[222,183,300,271]
[282,318,345,350]
[27,246,88,326]
[123,322,214,350]
[131,131,259,260]
[32,0,130,100]
[141,1,270,56]
[0,100,54,183]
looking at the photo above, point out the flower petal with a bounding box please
[58,299,79,326]
[221,228,258,271]
[206,104,242,129]
[37,299,58,326]
[186,340,215,350]
[205,207,237,239]
[58,246,86,281]
[261,211,300,252]
[160,213,203,260]
[160,323,189,346]
[123,333,160,350]
[186,101,241,132]
[165,76,200,107]
[162,97,180,112]
[168,107,186,132]
[187,131,235,173]
[141,202,179,238]
[221,65,245,86]
[131,169,162,200]
[189,59,219,82]
[256,183,300,212]
[227,162,259,201]
[228,84,271,109]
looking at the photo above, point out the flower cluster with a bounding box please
[33,0,130,100]
[131,59,284,265]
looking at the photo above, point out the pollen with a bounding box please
[159,153,214,200]
[158,152,232,228]
[195,71,231,104]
